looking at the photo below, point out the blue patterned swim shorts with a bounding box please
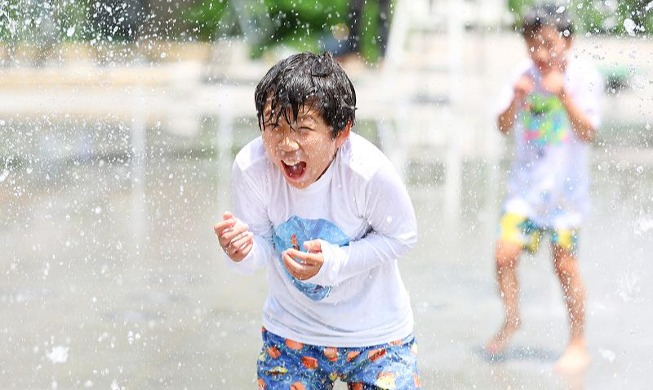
[256,328,421,389]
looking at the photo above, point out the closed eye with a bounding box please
[265,123,281,131]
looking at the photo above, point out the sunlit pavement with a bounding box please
[1,34,652,389]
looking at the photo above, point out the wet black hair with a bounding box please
[254,51,357,138]
[521,3,574,40]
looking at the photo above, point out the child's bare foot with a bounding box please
[555,343,590,373]
[486,320,520,355]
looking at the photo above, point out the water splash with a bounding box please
[617,273,641,303]
[599,348,616,363]
[0,168,9,183]
[46,346,69,364]
[634,216,653,236]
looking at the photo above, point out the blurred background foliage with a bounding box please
[179,0,387,61]
[0,0,147,43]
[0,0,651,60]
[508,0,653,36]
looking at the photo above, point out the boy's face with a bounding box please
[525,25,571,74]
[261,103,350,189]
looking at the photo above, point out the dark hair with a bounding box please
[254,52,357,138]
[521,3,574,39]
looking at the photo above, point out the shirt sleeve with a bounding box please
[224,157,274,274]
[569,61,604,130]
[306,161,417,286]
[494,60,533,118]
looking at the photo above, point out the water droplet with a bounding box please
[623,18,637,36]
[46,346,69,364]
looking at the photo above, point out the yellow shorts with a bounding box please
[499,213,578,254]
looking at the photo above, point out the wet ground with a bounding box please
[1,111,652,389]
[1,31,652,389]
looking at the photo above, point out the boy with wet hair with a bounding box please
[254,51,357,140]
[214,51,421,389]
[487,3,603,373]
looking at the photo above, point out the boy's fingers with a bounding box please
[226,237,252,261]
[303,240,322,253]
[214,219,231,232]
[282,251,319,280]
[214,223,230,240]
[231,231,253,249]
[226,223,249,243]
[285,249,314,265]
[215,217,252,256]
[214,215,236,234]
[281,252,302,277]
[285,249,322,267]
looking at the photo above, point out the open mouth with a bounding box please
[282,161,307,179]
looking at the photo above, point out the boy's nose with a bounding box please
[533,47,549,62]
[278,132,299,151]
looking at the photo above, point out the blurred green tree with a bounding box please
[508,0,653,36]
[0,0,91,42]
[179,0,390,62]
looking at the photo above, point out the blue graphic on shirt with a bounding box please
[273,216,350,301]
[522,92,570,152]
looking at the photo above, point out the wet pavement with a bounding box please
[1,34,653,389]
[1,116,652,389]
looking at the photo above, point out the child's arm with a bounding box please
[541,71,597,142]
[497,74,533,134]
[214,210,272,274]
[558,91,596,142]
[294,162,418,287]
[215,161,274,274]
[280,240,325,282]
[214,211,254,262]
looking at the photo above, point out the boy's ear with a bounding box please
[335,121,352,148]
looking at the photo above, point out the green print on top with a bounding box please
[522,93,570,149]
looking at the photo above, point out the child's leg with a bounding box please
[486,238,523,355]
[257,329,334,390]
[551,242,590,372]
[345,335,421,389]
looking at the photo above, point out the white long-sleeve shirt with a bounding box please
[225,132,418,347]
[496,57,604,228]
